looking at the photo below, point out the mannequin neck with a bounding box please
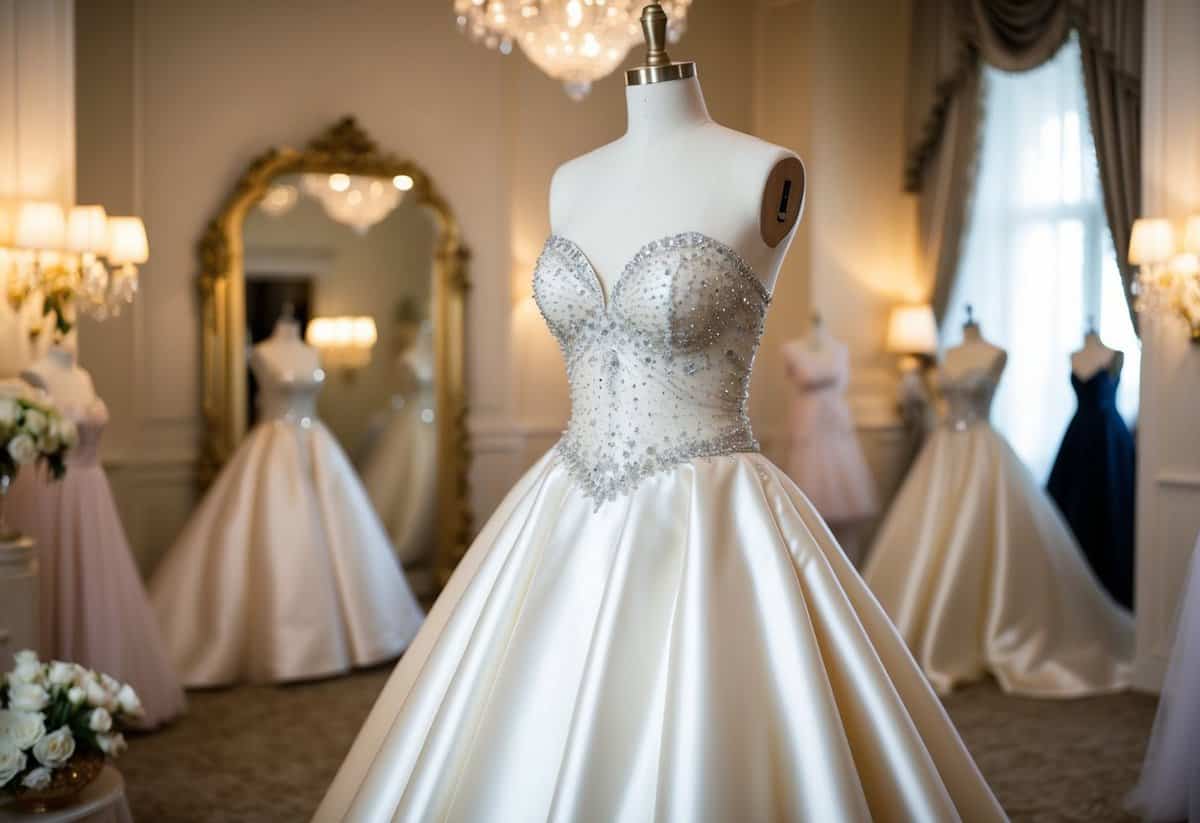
[624,76,712,142]
[45,344,77,370]
[1084,331,1102,346]
[271,318,301,342]
[962,323,982,343]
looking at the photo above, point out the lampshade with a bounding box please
[67,205,110,254]
[15,201,66,250]
[886,304,938,355]
[1184,215,1200,255]
[106,217,149,264]
[1129,218,1176,265]
[306,316,379,348]
[0,202,13,247]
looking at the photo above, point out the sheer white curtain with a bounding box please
[945,32,1139,483]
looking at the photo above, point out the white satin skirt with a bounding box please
[315,450,1005,822]
[864,423,1133,697]
[150,419,424,687]
[1127,533,1200,822]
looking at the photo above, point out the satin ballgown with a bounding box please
[6,400,186,728]
[1127,531,1200,822]
[782,341,878,524]
[864,366,1133,697]
[149,359,424,686]
[315,233,1005,822]
[1046,370,1136,609]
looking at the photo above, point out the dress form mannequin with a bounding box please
[22,333,99,412]
[942,306,1006,378]
[550,50,803,292]
[252,309,321,379]
[1071,326,1123,381]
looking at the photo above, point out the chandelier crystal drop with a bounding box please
[453,0,693,101]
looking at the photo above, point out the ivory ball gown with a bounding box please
[316,233,1005,822]
[6,399,186,729]
[150,359,424,686]
[864,366,1133,697]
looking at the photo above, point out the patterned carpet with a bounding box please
[116,665,1158,822]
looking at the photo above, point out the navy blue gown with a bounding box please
[1047,369,1135,609]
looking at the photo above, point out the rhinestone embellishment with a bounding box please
[532,232,770,506]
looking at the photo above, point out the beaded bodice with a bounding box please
[936,367,999,430]
[64,400,108,467]
[533,232,769,505]
[252,359,324,426]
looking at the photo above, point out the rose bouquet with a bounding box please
[0,381,76,539]
[0,650,141,810]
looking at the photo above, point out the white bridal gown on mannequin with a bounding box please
[150,355,424,686]
[315,233,1005,822]
[864,364,1133,696]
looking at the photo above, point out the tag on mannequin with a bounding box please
[760,156,805,248]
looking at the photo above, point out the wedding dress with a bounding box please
[6,399,186,728]
[782,340,877,524]
[149,357,424,686]
[1127,530,1200,822]
[864,365,1133,697]
[314,233,1005,822]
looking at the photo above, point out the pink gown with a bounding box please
[782,341,878,524]
[6,400,186,728]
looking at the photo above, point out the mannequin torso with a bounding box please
[1071,332,1122,381]
[22,341,100,414]
[549,75,803,294]
[941,323,1007,379]
[251,318,322,379]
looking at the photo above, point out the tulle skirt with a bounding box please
[315,449,1005,822]
[864,423,1133,697]
[149,419,424,687]
[7,463,185,729]
[1127,536,1200,822]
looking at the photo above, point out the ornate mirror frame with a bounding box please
[197,117,472,586]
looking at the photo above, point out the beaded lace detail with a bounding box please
[936,368,999,431]
[533,232,770,505]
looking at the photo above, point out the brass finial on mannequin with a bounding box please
[625,3,696,87]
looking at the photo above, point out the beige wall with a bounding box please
[1134,0,1200,691]
[73,0,917,571]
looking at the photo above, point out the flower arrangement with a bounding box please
[0,651,141,807]
[0,381,76,539]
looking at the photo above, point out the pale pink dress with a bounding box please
[783,341,878,524]
[6,400,185,728]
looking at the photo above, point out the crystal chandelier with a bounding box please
[300,173,411,235]
[453,0,693,100]
[1130,215,1200,340]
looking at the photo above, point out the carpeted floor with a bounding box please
[117,666,1158,822]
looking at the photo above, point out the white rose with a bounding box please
[0,710,45,751]
[21,766,51,791]
[0,743,27,788]
[66,687,86,706]
[57,419,78,449]
[22,409,46,436]
[81,675,108,708]
[115,684,142,717]
[12,650,39,668]
[46,661,75,687]
[7,683,49,713]
[88,707,112,734]
[7,433,38,465]
[32,727,74,768]
[96,732,125,757]
[0,397,18,427]
[9,657,43,685]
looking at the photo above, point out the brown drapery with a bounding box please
[905,0,1144,330]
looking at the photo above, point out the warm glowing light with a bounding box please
[15,202,66,250]
[329,173,351,192]
[393,174,414,191]
[66,205,110,254]
[306,315,379,370]
[1185,214,1200,255]
[885,304,939,355]
[1129,218,1175,265]
[106,217,149,265]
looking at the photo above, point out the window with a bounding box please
[945,32,1139,483]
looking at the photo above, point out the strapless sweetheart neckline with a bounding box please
[546,231,771,311]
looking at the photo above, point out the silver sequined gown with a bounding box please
[315,233,1006,822]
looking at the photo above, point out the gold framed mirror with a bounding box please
[197,117,471,593]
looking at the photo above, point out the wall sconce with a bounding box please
[1131,215,1200,341]
[1,200,149,324]
[306,315,378,375]
[886,303,939,431]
